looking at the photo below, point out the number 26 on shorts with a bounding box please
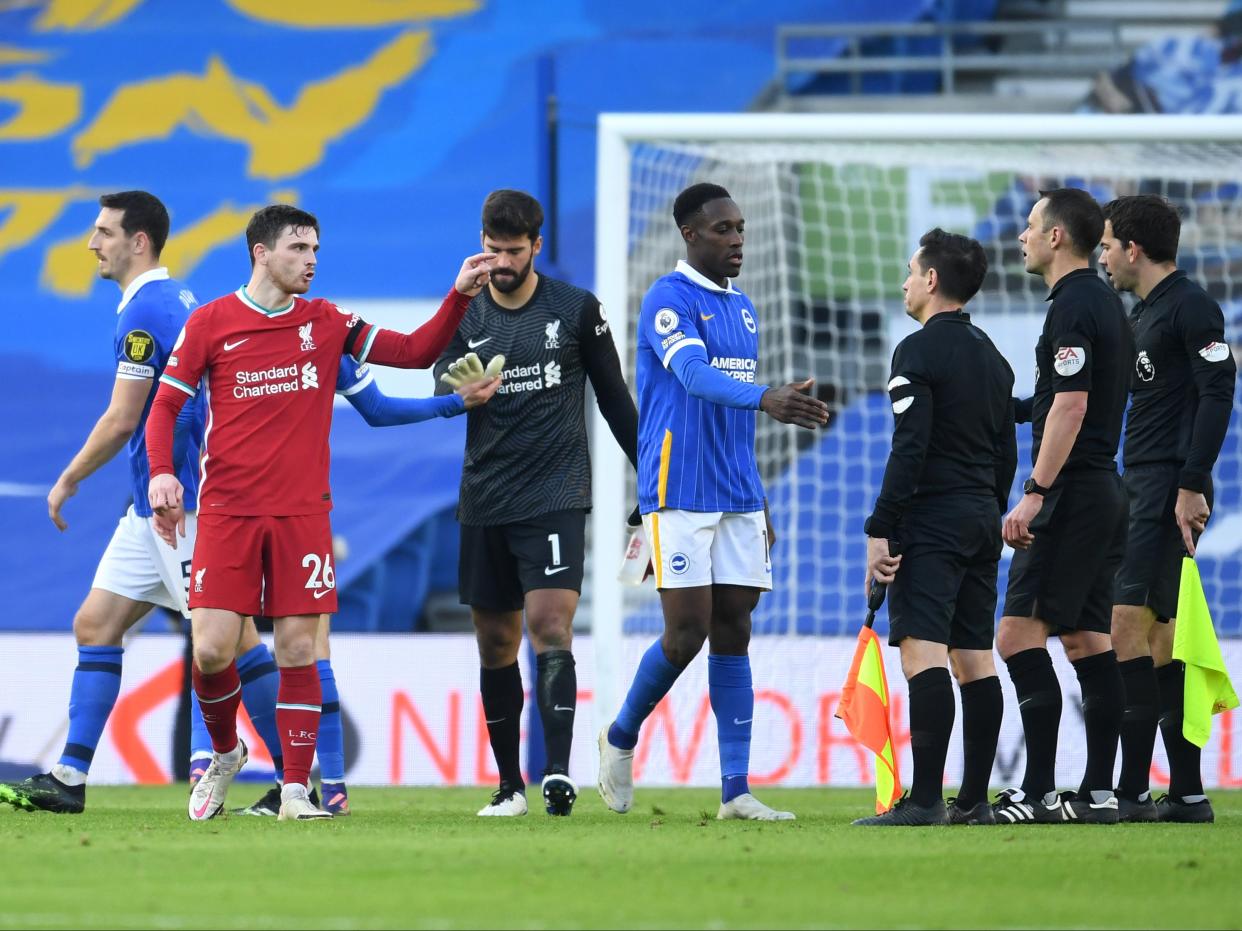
[302,552,336,595]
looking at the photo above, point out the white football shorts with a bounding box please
[91,505,198,617]
[642,508,772,591]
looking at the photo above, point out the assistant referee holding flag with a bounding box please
[1100,194,1236,823]
[857,229,1016,827]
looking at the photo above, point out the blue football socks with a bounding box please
[316,658,345,785]
[237,643,282,777]
[59,645,124,775]
[709,653,753,804]
[609,639,682,750]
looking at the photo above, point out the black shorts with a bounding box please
[458,509,586,611]
[1003,470,1128,633]
[888,495,1002,651]
[1114,464,1211,621]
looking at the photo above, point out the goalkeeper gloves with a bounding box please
[439,351,505,388]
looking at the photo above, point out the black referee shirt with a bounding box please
[1028,267,1134,474]
[434,274,638,526]
[865,309,1017,539]
[1124,269,1236,493]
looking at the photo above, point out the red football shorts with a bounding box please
[189,512,338,616]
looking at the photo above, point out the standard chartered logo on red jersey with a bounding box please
[233,361,319,398]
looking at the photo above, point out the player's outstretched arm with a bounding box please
[346,372,499,425]
[48,376,148,531]
[354,254,496,370]
[759,379,830,430]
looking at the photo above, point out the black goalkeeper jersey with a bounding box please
[1124,270,1236,493]
[435,274,638,526]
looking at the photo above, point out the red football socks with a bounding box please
[277,663,322,787]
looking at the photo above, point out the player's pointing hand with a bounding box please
[759,378,830,430]
[455,252,498,297]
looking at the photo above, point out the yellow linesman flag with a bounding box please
[1174,557,1239,748]
[836,626,903,813]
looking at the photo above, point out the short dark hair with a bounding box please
[673,182,731,228]
[481,189,543,242]
[1102,194,1180,264]
[916,228,988,305]
[245,204,319,267]
[1038,188,1104,258]
[98,190,169,257]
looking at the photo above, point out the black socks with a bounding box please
[908,667,954,808]
[536,650,577,777]
[480,662,525,790]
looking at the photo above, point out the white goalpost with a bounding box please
[590,113,1242,770]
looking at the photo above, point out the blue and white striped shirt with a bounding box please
[636,261,767,514]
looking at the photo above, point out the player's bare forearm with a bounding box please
[1030,391,1086,488]
[48,394,141,530]
[60,413,133,487]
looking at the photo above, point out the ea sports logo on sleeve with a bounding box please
[669,552,690,575]
[1200,341,1230,363]
[655,309,678,335]
[1053,346,1085,377]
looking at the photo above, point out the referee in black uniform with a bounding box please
[994,188,1134,825]
[857,229,1016,827]
[434,190,638,817]
[1100,194,1236,823]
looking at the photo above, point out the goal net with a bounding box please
[589,115,1242,788]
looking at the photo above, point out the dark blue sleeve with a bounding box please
[345,377,465,426]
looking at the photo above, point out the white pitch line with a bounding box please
[0,482,47,498]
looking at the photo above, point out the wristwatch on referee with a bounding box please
[1022,477,1051,497]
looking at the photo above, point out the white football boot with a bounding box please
[596,727,635,814]
[278,782,333,821]
[477,784,528,816]
[187,739,247,821]
[717,792,796,821]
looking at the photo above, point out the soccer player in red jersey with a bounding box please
[146,204,498,821]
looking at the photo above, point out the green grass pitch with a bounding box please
[1,787,1239,930]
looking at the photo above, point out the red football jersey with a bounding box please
[148,285,470,516]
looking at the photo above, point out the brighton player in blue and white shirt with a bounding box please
[0,192,206,814]
[598,183,828,821]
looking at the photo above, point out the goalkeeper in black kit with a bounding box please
[858,229,1016,826]
[436,190,638,817]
